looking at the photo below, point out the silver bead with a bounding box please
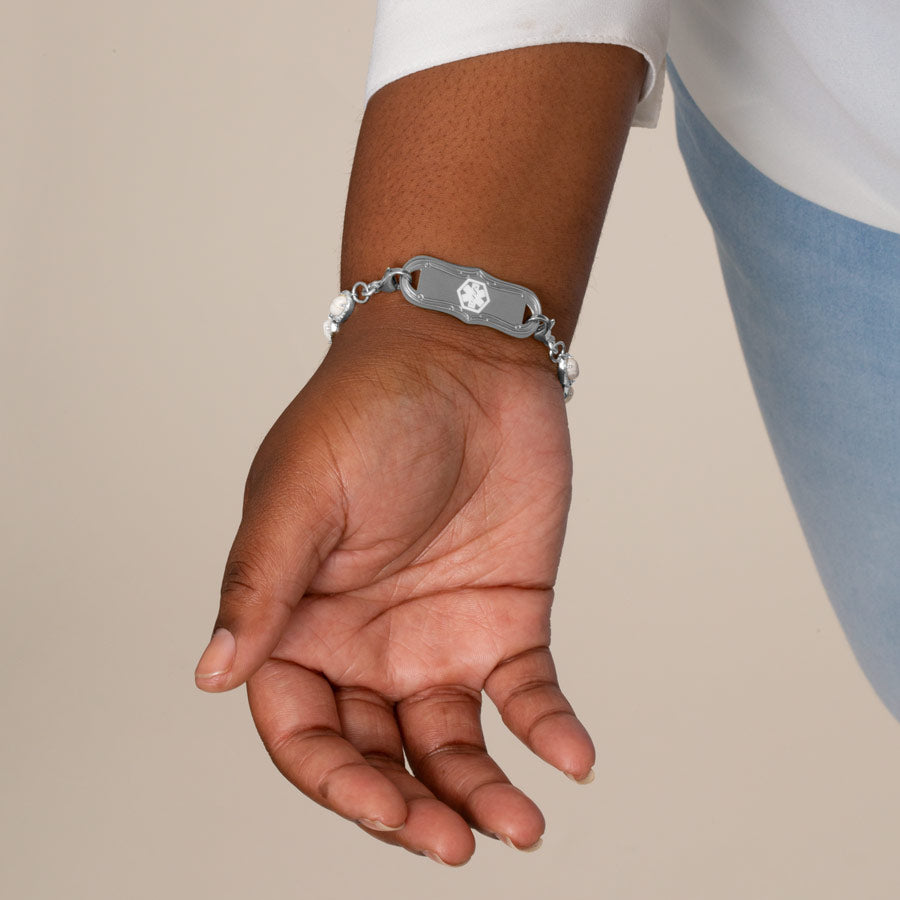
[323,319,339,342]
[329,292,353,323]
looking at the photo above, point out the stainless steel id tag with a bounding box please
[323,253,579,401]
[397,254,543,338]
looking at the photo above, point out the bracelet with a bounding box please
[323,254,580,401]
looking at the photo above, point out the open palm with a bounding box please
[196,330,595,865]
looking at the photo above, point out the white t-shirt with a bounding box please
[364,1,900,235]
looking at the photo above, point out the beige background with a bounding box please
[3,2,899,898]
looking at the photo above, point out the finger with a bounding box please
[396,686,545,852]
[194,436,345,692]
[335,687,475,865]
[247,658,408,829]
[484,646,596,783]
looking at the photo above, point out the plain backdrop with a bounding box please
[3,2,899,898]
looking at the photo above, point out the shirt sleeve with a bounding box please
[363,0,670,128]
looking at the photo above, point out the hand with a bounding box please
[193,302,595,865]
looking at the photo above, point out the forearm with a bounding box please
[339,41,647,358]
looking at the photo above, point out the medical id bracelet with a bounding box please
[323,254,580,401]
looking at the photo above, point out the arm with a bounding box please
[195,41,647,864]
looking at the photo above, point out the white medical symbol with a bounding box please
[457,277,491,314]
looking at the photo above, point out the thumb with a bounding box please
[193,448,345,693]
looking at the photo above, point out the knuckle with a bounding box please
[418,740,486,767]
[267,724,340,760]
[504,677,558,706]
[219,552,271,612]
[400,684,482,708]
[524,707,576,744]
[361,751,406,773]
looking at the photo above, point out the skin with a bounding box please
[194,42,648,864]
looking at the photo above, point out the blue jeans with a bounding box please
[669,58,900,722]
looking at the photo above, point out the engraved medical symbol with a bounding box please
[457,277,491,314]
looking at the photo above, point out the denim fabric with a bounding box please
[669,58,900,722]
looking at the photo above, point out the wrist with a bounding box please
[326,256,583,402]
[339,284,547,362]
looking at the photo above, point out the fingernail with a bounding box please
[566,767,595,785]
[194,627,236,682]
[424,851,449,866]
[494,833,543,852]
[356,817,404,832]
